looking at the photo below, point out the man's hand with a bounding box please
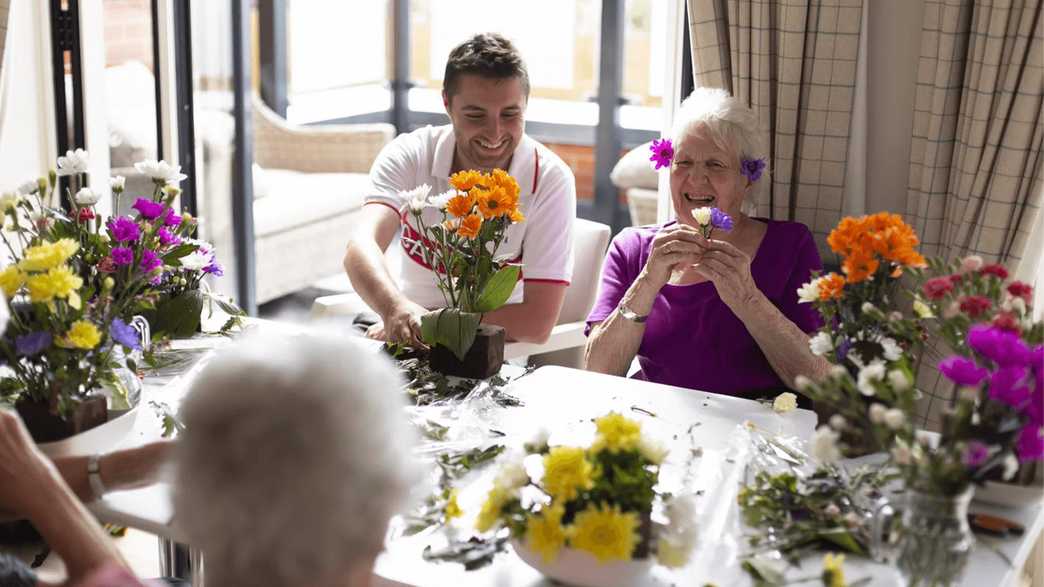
[366,299,429,347]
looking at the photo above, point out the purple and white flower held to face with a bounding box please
[669,125,748,228]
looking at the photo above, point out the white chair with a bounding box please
[311,218,612,366]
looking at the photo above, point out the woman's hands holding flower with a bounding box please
[638,225,705,291]
[692,237,759,311]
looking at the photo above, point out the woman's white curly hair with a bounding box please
[173,329,419,587]
[670,87,766,168]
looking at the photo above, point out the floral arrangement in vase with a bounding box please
[475,412,697,582]
[402,169,525,378]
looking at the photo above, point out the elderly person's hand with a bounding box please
[693,236,758,309]
[637,224,705,290]
[0,410,58,517]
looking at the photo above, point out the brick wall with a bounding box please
[102,0,153,69]
[543,142,629,205]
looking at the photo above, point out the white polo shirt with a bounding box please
[365,125,576,310]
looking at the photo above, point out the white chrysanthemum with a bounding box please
[17,180,38,195]
[829,414,846,430]
[74,187,102,205]
[883,408,906,430]
[56,148,89,176]
[638,435,669,465]
[179,251,212,271]
[868,403,887,424]
[0,192,22,211]
[809,332,833,356]
[857,362,886,396]
[773,392,798,413]
[880,337,902,362]
[135,159,188,185]
[403,183,432,213]
[428,189,455,210]
[888,369,911,392]
[691,207,712,226]
[829,365,848,380]
[811,426,841,463]
[110,175,126,192]
[796,278,821,303]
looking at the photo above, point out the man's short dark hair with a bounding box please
[443,33,530,101]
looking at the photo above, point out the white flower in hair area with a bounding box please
[134,159,188,185]
[796,277,822,303]
[809,331,833,356]
[74,187,102,206]
[811,425,841,463]
[56,148,89,176]
[403,183,432,213]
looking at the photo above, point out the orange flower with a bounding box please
[476,186,515,219]
[842,250,879,284]
[490,168,520,202]
[818,273,846,301]
[457,212,483,239]
[446,192,476,218]
[509,208,525,223]
[450,170,483,192]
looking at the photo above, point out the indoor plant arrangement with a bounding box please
[403,169,525,378]
[474,412,697,586]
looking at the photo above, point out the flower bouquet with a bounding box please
[474,413,696,586]
[403,169,525,379]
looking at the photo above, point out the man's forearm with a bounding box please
[484,302,555,343]
[344,238,408,318]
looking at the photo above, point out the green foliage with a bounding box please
[473,265,521,312]
[421,308,481,361]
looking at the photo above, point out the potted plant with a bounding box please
[403,169,525,379]
[474,413,697,586]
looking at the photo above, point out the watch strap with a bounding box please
[617,302,648,324]
[87,454,107,500]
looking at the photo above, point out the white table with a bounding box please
[89,358,1042,586]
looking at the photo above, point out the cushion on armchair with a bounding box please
[252,170,372,238]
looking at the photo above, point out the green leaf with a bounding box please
[473,265,520,312]
[149,291,205,338]
[161,243,197,264]
[422,308,480,361]
[741,557,785,586]
[819,529,865,555]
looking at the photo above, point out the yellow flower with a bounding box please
[773,392,798,414]
[592,412,642,454]
[62,320,101,350]
[821,552,846,587]
[0,266,25,297]
[19,239,78,272]
[45,265,82,299]
[509,208,525,223]
[26,273,56,302]
[525,505,566,563]
[475,484,513,533]
[444,489,462,520]
[542,446,594,501]
[568,503,640,562]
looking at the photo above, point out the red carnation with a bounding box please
[992,312,1021,333]
[959,295,992,318]
[96,256,116,273]
[948,274,964,285]
[922,277,954,300]
[77,207,95,223]
[1008,281,1033,302]
[980,264,1009,280]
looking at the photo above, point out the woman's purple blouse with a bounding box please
[585,219,823,397]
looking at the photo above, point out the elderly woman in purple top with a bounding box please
[585,88,831,402]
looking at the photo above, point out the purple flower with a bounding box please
[164,207,182,226]
[140,249,162,273]
[1031,345,1043,377]
[108,216,141,243]
[203,262,224,277]
[1017,424,1044,462]
[132,198,165,220]
[740,157,767,182]
[967,324,1031,368]
[962,441,990,468]
[15,331,51,356]
[988,366,1031,409]
[710,208,734,231]
[111,247,134,266]
[938,355,989,387]
[157,227,181,246]
[649,138,674,170]
[109,318,142,350]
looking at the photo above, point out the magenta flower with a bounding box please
[710,208,734,231]
[140,249,162,273]
[967,324,1031,368]
[649,138,674,170]
[163,207,182,226]
[962,441,990,468]
[132,198,164,220]
[988,366,1031,409]
[1017,424,1044,462]
[1027,392,1043,427]
[740,157,766,182]
[108,217,141,242]
[157,227,181,246]
[111,247,134,266]
[938,355,989,387]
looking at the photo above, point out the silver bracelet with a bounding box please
[87,454,107,500]
[617,302,648,324]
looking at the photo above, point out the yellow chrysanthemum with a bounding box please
[449,169,484,192]
[592,412,642,454]
[542,446,594,501]
[445,489,462,520]
[568,503,640,562]
[44,265,82,299]
[475,484,512,533]
[19,239,78,272]
[821,552,846,587]
[525,505,566,563]
[26,273,56,302]
[62,320,101,350]
[0,266,25,297]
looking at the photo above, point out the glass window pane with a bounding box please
[621,0,666,130]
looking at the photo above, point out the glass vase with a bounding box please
[897,487,974,587]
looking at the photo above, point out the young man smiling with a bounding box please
[344,33,577,346]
